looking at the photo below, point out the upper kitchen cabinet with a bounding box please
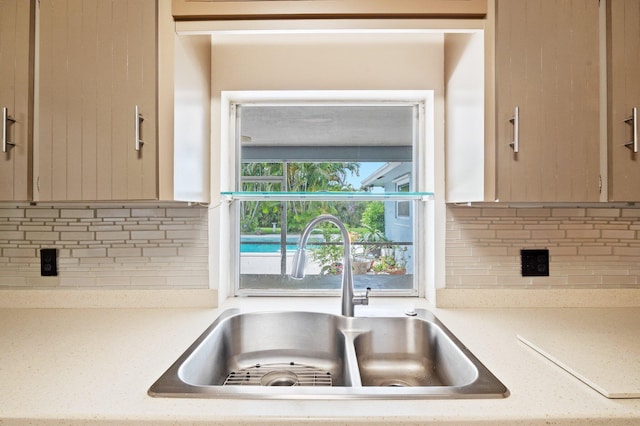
[494,0,600,202]
[36,0,158,201]
[0,0,34,201]
[607,0,640,201]
[171,0,487,20]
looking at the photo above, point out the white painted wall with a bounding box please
[207,32,446,303]
[174,35,211,202]
[445,31,485,202]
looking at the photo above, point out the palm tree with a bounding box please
[286,162,360,230]
[240,163,283,232]
[241,161,361,232]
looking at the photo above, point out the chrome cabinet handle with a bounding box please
[2,107,16,153]
[134,105,144,151]
[624,107,638,153]
[509,106,519,154]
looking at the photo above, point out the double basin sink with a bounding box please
[149,309,508,399]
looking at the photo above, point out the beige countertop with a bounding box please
[1,297,640,425]
[518,311,640,399]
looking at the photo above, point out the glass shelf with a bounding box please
[220,191,434,201]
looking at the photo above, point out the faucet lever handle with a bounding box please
[353,287,371,306]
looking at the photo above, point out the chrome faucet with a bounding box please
[290,214,370,317]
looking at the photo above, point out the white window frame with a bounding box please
[218,90,436,299]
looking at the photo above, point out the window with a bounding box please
[231,99,428,296]
[395,175,411,219]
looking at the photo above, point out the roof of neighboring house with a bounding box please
[361,162,403,188]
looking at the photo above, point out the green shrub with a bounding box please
[361,201,385,232]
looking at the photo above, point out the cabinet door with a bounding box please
[607,0,640,201]
[36,0,157,201]
[0,0,33,201]
[495,0,600,202]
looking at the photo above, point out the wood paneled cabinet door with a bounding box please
[495,0,600,202]
[36,0,157,201]
[607,0,640,201]
[0,0,34,201]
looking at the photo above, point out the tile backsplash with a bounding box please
[447,205,640,289]
[4,203,638,291]
[0,205,208,289]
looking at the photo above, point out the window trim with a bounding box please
[220,90,435,299]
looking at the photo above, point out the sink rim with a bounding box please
[148,308,509,400]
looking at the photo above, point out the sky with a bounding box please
[346,162,384,189]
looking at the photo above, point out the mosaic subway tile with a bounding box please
[0,205,208,289]
[447,205,640,290]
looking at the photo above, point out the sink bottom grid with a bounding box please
[223,362,333,387]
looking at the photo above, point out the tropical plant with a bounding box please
[286,162,360,230]
[361,201,385,232]
[371,245,409,274]
[239,168,283,232]
[309,225,345,275]
[355,224,389,258]
[241,161,361,232]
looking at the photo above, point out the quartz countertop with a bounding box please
[1,297,640,425]
[518,310,640,399]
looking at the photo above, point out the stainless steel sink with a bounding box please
[178,311,352,389]
[352,317,478,388]
[149,309,508,399]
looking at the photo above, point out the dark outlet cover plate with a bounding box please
[40,248,58,276]
[521,249,549,277]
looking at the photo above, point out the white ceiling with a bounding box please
[239,104,414,146]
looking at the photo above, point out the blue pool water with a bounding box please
[240,237,299,253]
[240,236,324,253]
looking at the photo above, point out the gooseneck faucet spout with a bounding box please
[290,214,369,317]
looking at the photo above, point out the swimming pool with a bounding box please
[240,236,323,253]
[240,236,299,253]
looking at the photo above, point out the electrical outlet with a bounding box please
[40,248,58,276]
[521,249,549,277]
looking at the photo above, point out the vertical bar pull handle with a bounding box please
[2,107,16,153]
[509,106,519,154]
[134,105,144,151]
[624,107,638,153]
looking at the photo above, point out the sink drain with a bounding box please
[224,362,332,387]
[380,379,412,387]
[260,370,299,386]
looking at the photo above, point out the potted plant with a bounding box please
[371,245,408,275]
[358,224,389,258]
